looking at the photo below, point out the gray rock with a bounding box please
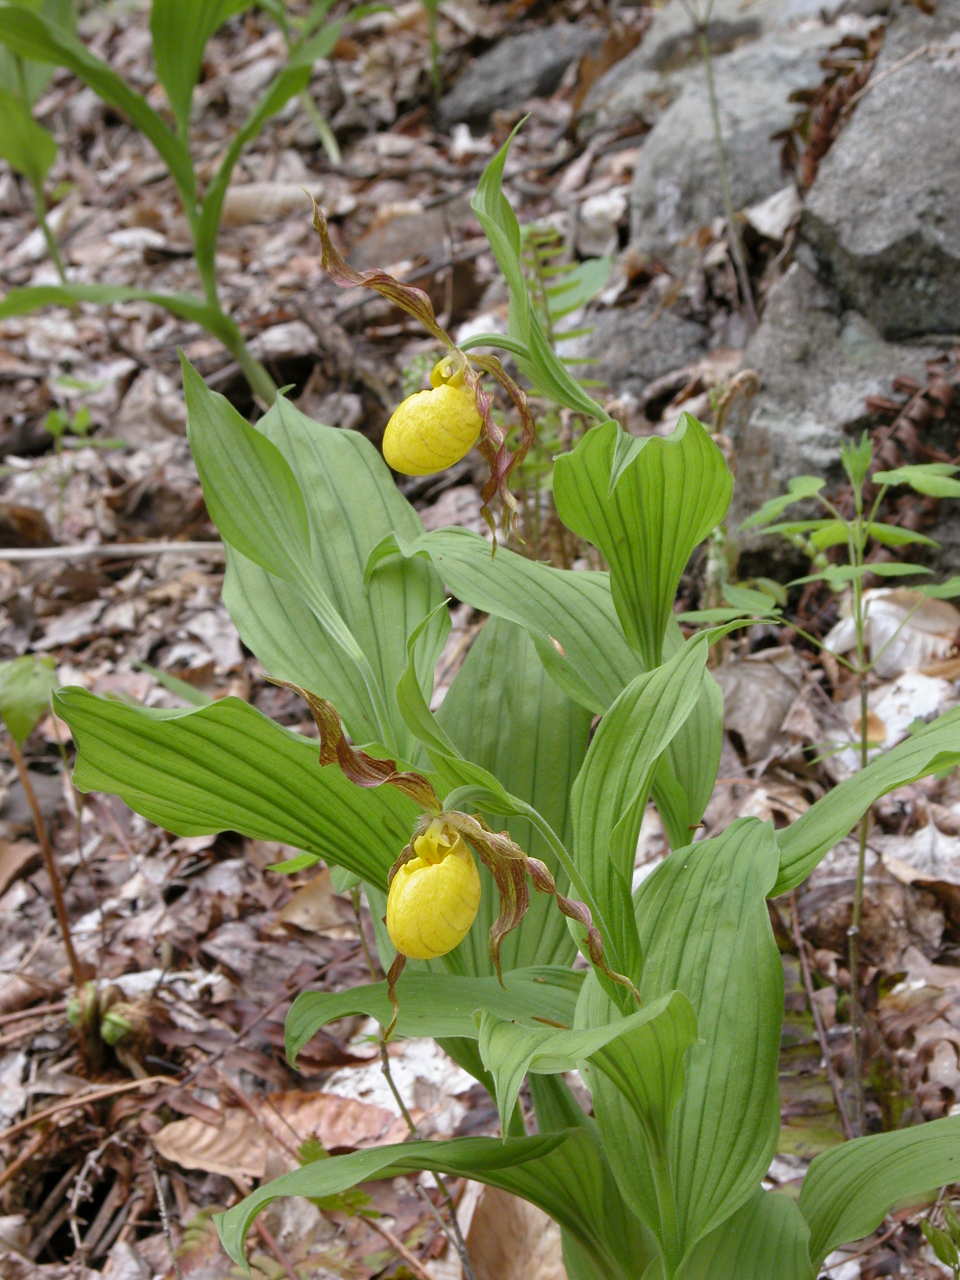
[569,298,709,398]
[800,3,960,337]
[579,0,864,133]
[438,24,602,126]
[629,25,841,257]
[732,262,944,529]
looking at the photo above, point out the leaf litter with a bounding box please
[0,0,959,1275]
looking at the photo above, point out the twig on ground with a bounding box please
[0,1074,179,1146]
[148,1148,184,1280]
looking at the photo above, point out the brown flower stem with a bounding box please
[789,892,854,1141]
[8,735,85,990]
[349,889,478,1280]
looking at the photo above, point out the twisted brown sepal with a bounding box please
[310,199,453,349]
[273,680,441,812]
[468,353,537,542]
[438,812,531,985]
[384,952,406,1042]
[525,857,643,1006]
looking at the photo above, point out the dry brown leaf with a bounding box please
[221,183,319,227]
[0,841,39,896]
[276,868,347,932]
[465,1186,566,1280]
[153,1109,267,1178]
[153,1090,409,1178]
[714,645,806,764]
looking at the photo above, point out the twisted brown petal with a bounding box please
[272,680,441,811]
[310,199,452,348]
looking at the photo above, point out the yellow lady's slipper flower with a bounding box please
[382,374,482,477]
[386,819,481,959]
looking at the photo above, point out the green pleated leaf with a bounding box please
[0,0,74,105]
[478,990,695,1135]
[635,819,782,1261]
[553,415,732,668]
[775,707,960,894]
[184,363,405,752]
[149,0,251,135]
[678,1190,813,1280]
[0,5,195,198]
[368,526,717,851]
[53,688,416,886]
[656,669,724,849]
[800,1115,960,1269]
[527,1070,659,1276]
[395,605,517,810]
[438,616,591,970]
[217,1130,637,1278]
[285,966,582,1065]
[0,86,55,184]
[368,525,641,715]
[570,632,711,973]
[220,394,445,756]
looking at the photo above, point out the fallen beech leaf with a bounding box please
[152,1090,409,1178]
[154,1109,265,1179]
[276,868,346,932]
[0,840,39,895]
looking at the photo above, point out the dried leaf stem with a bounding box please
[8,734,85,990]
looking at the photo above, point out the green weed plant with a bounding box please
[0,0,369,403]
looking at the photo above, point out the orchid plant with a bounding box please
[54,130,960,1279]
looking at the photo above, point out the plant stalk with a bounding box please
[846,507,870,1137]
[695,25,758,332]
[649,1130,683,1275]
[31,183,68,284]
[8,735,85,989]
[197,256,279,408]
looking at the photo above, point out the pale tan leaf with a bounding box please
[0,840,39,896]
[466,1186,565,1280]
[152,1090,408,1178]
[153,1109,266,1179]
[276,868,346,932]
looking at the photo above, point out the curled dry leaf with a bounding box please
[829,671,956,779]
[824,587,960,678]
